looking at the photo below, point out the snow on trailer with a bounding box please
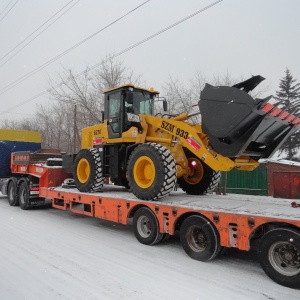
[38,181,300,289]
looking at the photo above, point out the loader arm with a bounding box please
[141,114,257,172]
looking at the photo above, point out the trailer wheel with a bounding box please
[74,148,104,192]
[258,228,300,289]
[180,215,222,261]
[128,143,176,200]
[7,180,19,206]
[178,151,220,195]
[18,181,31,210]
[133,207,164,245]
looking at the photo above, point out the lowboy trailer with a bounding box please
[1,149,300,289]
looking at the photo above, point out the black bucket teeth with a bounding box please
[199,76,299,159]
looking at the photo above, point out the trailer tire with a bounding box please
[178,150,220,195]
[258,228,300,289]
[74,148,104,192]
[133,207,164,245]
[180,215,222,261]
[128,143,176,200]
[18,181,31,210]
[7,180,19,206]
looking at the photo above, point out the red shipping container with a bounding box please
[268,161,300,199]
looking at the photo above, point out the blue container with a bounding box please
[0,140,41,177]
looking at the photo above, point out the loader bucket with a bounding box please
[199,76,300,159]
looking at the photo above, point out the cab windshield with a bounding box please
[125,90,154,115]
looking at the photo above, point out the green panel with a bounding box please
[221,164,268,196]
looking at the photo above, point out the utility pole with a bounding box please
[73,104,77,153]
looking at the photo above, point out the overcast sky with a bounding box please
[0,0,299,120]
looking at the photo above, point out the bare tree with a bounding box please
[163,71,270,120]
[93,54,143,91]
[48,67,102,124]
[1,55,143,152]
[163,76,195,115]
[190,71,207,100]
[0,116,40,132]
[43,54,143,152]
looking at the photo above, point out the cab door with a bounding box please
[107,91,121,138]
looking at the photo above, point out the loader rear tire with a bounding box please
[178,151,220,195]
[74,148,104,193]
[127,143,176,200]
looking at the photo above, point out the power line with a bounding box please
[0,0,77,66]
[56,0,224,89]
[0,111,34,116]
[0,0,223,116]
[0,0,151,96]
[0,0,18,24]
[0,0,79,68]
[0,0,14,18]
[88,0,224,71]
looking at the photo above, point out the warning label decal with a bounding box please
[186,135,201,151]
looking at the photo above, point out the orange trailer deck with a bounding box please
[3,155,300,289]
[40,185,300,252]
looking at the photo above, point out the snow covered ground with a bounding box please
[0,194,299,300]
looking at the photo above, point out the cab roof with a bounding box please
[103,84,159,95]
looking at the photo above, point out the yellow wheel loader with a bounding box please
[63,75,300,200]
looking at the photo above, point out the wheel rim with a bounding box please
[77,158,90,183]
[133,156,155,188]
[269,241,300,276]
[186,225,207,252]
[136,215,152,238]
[183,157,204,185]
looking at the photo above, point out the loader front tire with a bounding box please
[178,151,220,195]
[127,143,176,200]
[74,148,104,193]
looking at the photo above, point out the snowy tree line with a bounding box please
[1,55,299,160]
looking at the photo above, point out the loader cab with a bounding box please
[103,84,159,138]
